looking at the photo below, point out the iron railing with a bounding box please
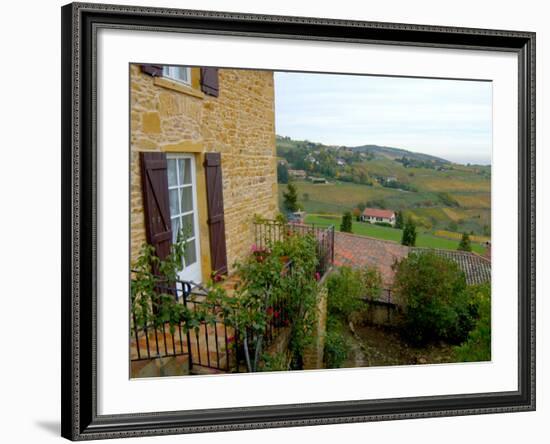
[253,220,335,278]
[130,278,235,373]
[130,272,293,374]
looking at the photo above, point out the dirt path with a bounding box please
[342,323,457,368]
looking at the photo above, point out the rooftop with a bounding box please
[334,232,491,287]
[362,208,395,219]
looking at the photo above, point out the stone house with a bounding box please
[131,64,278,283]
[361,208,396,226]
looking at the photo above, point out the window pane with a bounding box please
[180,186,193,213]
[169,189,179,216]
[177,159,184,184]
[182,159,192,184]
[184,239,197,267]
[181,214,195,238]
[167,159,177,187]
[176,66,189,82]
[171,217,180,244]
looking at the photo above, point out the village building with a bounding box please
[288,169,307,179]
[131,64,278,283]
[130,65,332,377]
[361,208,396,226]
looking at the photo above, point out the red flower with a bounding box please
[266,307,274,316]
[274,310,280,319]
[315,272,321,281]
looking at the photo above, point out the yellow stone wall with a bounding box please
[130,65,278,278]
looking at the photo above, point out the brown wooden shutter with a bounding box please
[141,64,163,77]
[140,152,172,262]
[200,67,219,97]
[204,153,228,275]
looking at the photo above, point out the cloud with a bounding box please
[274,72,492,164]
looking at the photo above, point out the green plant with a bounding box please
[401,217,417,246]
[395,210,404,229]
[454,284,491,362]
[458,232,472,252]
[283,182,300,212]
[229,231,320,371]
[392,251,475,345]
[324,316,351,368]
[260,352,290,372]
[340,211,353,233]
[130,230,219,336]
[273,232,320,369]
[326,266,364,319]
[362,266,382,300]
[277,162,289,184]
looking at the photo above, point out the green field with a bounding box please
[305,214,486,254]
[278,180,490,235]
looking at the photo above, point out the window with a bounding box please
[167,154,202,283]
[162,65,191,85]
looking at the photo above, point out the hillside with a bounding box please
[276,135,491,245]
[350,144,450,164]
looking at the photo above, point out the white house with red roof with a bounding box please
[361,208,396,226]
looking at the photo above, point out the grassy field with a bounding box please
[305,214,486,254]
[279,180,490,234]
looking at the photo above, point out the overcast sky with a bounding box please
[274,72,492,165]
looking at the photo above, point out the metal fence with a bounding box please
[130,273,293,375]
[253,220,335,278]
[130,278,235,373]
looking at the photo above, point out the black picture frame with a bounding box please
[61,2,536,440]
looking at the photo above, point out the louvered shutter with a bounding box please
[140,152,172,262]
[204,153,228,275]
[200,67,219,97]
[141,64,163,77]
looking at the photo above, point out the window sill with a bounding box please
[154,77,204,99]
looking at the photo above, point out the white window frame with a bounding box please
[166,153,202,283]
[162,65,191,86]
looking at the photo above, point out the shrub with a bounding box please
[392,251,475,345]
[395,210,404,229]
[363,266,382,300]
[340,211,353,233]
[401,217,417,246]
[260,352,290,372]
[283,182,300,212]
[454,284,491,362]
[374,222,393,228]
[458,233,472,252]
[326,266,364,319]
[324,316,350,368]
[277,163,289,184]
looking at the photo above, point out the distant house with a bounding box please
[361,208,396,226]
[288,169,307,179]
[309,176,328,184]
[336,158,346,166]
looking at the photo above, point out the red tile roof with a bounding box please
[362,208,395,219]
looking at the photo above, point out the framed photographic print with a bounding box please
[61,2,536,440]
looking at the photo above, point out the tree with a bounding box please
[458,232,472,252]
[340,211,353,233]
[302,193,309,202]
[352,207,362,221]
[283,182,299,213]
[277,162,289,184]
[401,217,417,246]
[357,202,366,212]
[395,210,404,229]
[392,251,475,345]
